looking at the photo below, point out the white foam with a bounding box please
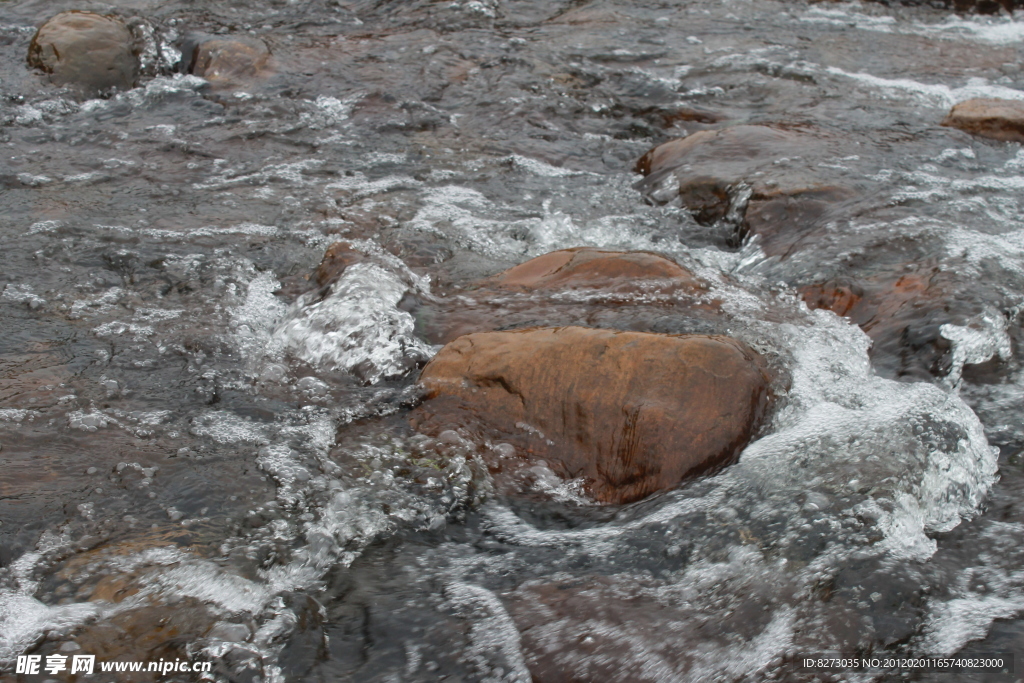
[824,67,1024,109]
[190,410,268,444]
[2,284,46,309]
[0,592,103,666]
[68,287,124,320]
[946,227,1024,276]
[444,583,531,682]
[509,154,593,178]
[273,262,432,384]
[0,409,39,424]
[923,593,1024,655]
[941,310,1012,389]
[802,3,1024,45]
[193,159,324,191]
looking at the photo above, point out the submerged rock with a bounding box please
[744,186,858,256]
[633,125,854,254]
[942,98,1024,143]
[800,268,992,380]
[27,12,138,93]
[634,125,810,184]
[484,246,701,292]
[415,326,772,504]
[415,247,721,344]
[314,241,367,289]
[182,35,271,85]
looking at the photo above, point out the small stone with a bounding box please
[942,98,1024,143]
[182,34,270,86]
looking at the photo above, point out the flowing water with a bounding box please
[3,0,1024,680]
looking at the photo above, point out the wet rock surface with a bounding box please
[942,97,1024,142]
[416,326,772,504]
[411,247,724,345]
[3,0,1024,678]
[633,125,860,253]
[27,12,138,94]
[312,241,367,290]
[182,35,271,86]
[483,247,701,292]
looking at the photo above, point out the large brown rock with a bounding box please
[184,35,271,86]
[942,98,1024,143]
[417,326,771,504]
[27,12,138,93]
[484,247,702,292]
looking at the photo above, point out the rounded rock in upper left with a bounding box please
[27,11,138,94]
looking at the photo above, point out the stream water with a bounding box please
[3,0,1024,681]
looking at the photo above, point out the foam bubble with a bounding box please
[273,262,433,384]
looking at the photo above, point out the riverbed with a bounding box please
[3,0,1024,681]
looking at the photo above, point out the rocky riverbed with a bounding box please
[3,0,1024,681]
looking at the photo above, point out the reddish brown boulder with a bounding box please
[27,12,138,93]
[942,98,1024,143]
[484,247,702,292]
[416,326,771,504]
[184,35,271,85]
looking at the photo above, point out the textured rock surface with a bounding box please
[633,125,854,254]
[184,35,271,85]
[633,126,816,187]
[744,186,858,256]
[411,248,720,345]
[314,241,367,289]
[485,247,701,292]
[27,12,137,93]
[799,268,991,380]
[942,98,1024,143]
[417,326,772,504]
